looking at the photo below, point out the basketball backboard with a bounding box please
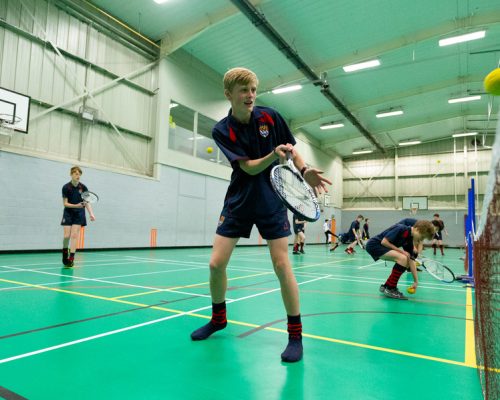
[0,87,31,133]
[402,196,428,211]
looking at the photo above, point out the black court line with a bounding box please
[0,386,28,400]
[0,294,203,340]
[238,311,472,338]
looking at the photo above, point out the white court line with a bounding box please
[0,258,142,272]
[125,255,468,292]
[0,266,207,293]
[0,265,217,300]
[0,275,329,365]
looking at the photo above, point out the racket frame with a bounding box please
[270,152,320,222]
[81,190,99,204]
[419,258,455,283]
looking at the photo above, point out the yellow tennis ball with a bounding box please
[484,68,500,96]
[437,160,441,164]
[206,147,213,154]
[407,287,415,294]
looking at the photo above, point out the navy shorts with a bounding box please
[365,238,389,261]
[293,226,305,235]
[216,209,291,240]
[61,209,87,226]
[434,232,443,240]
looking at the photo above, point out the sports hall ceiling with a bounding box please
[84,0,500,157]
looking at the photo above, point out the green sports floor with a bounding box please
[0,246,485,400]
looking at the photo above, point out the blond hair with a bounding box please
[414,220,435,240]
[223,67,259,92]
[70,166,82,175]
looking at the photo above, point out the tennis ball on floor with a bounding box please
[484,68,500,96]
[407,287,416,294]
[206,146,213,154]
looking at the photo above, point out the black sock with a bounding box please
[62,248,68,261]
[281,314,303,362]
[191,302,227,341]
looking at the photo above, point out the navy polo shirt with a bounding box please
[398,218,417,227]
[213,106,295,219]
[62,182,88,206]
[346,219,360,241]
[372,223,413,253]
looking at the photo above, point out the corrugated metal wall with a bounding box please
[343,139,492,210]
[0,0,156,175]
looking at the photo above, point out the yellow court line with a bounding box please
[113,257,349,300]
[464,287,477,367]
[0,276,489,371]
[112,270,275,300]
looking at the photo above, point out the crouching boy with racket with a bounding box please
[61,166,96,267]
[365,220,434,300]
[190,67,331,362]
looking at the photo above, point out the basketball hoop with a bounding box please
[0,115,18,137]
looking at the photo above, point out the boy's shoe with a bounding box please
[329,244,339,252]
[293,250,299,255]
[65,259,74,268]
[299,249,305,254]
[379,284,386,293]
[384,287,408,300]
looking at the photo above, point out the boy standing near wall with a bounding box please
[61,166,95,267]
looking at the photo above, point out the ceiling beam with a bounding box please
[290,75,485,130]
[260,11,500,93]
[320,113,488,148]
[229,0,385,153]
[159,4,258,56]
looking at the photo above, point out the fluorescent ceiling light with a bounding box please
[154,0,169,4]
[439,30,486,47]
[169,103,178,108]
[343,59,381,73]
[320,122,344,130]
[376,109,403,118]
[448,95,481,104]
[399,140,421,146]
[352,149,373,155]
[271,85,302,94]
[452,131,478,138]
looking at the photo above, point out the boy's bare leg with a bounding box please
[268,237,303,362]
[191,235,238,340]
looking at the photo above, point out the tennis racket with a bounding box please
[270,152,320,222]
[81,191,99,204]
[418,258,455,283]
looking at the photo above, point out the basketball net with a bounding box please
[0,122,15,137]
[410,207,418,216]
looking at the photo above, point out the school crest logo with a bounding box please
[259,124,269,138]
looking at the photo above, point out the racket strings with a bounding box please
[272,167,318,219]
[82,192,98,203]
[423,260,454,282]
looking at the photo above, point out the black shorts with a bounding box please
[434,232,443,241]
[216,209,291,240]
[61,209,87,226]
[365,239,389,261]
